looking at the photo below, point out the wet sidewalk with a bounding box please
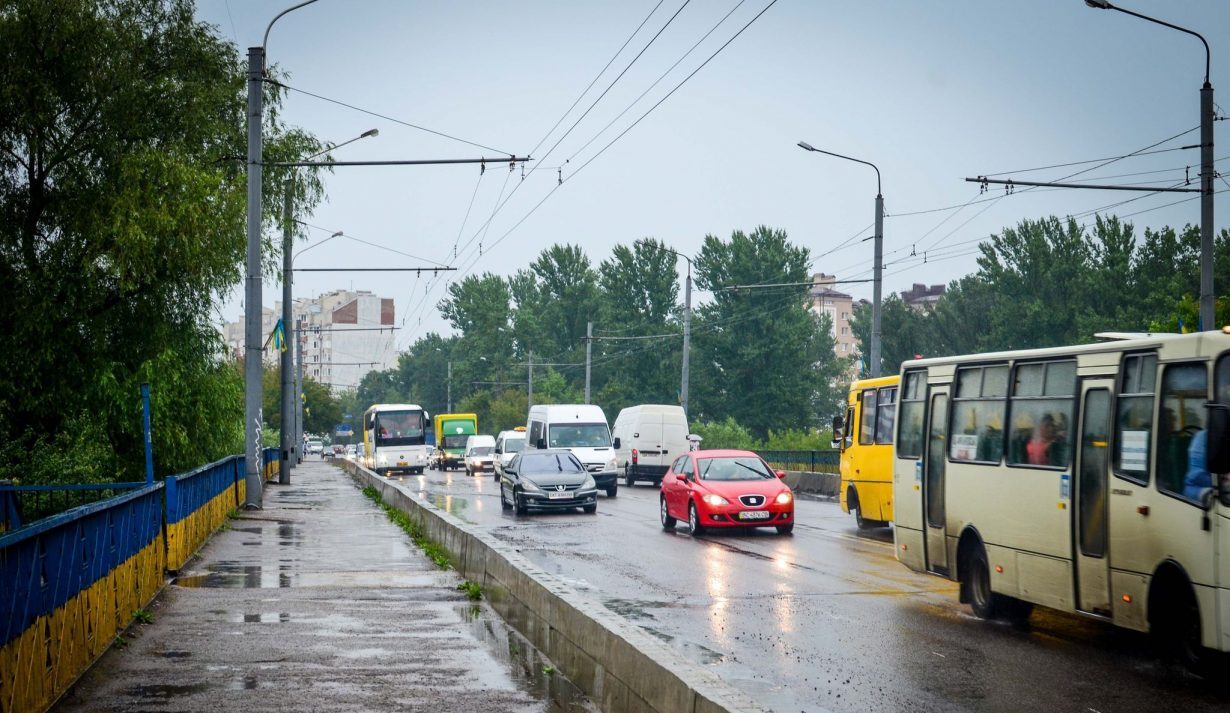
[53,459,587,713]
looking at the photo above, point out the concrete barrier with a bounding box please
[342,460,772,713]
[782,470,839,498]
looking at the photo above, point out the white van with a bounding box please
[493,429,527,482]
[611,405,691,487]
[526,404,618,496]
[463,435,496,477]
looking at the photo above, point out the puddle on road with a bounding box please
[603,599,727,665]
[124,683,209,698]
[175,564,294,589]
[158,650,192,659]
[233,612,292,623]
[458,603,598,713]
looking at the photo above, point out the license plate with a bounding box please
[739,510,770,520]
[547,491,572,500]
[397,461,408,466]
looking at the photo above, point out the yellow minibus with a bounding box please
[838,375,900,529]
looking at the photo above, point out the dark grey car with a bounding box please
[500,450,599,515]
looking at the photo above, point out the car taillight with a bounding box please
[631,449,638,465]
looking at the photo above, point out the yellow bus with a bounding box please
[893,330,1230,670]
[838,374,900,529]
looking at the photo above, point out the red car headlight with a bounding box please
[775,492,793,505]
[701,493,729,506]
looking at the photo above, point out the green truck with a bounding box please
[434,412,478,471]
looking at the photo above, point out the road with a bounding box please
[376,464,1228,713]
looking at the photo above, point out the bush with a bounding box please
[690,417,762,450]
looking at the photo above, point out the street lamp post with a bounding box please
[244,0,322,508]
[280,130,377,485]
[1085,0,1215,330]
[658,248,693,416]
[798,142,883,377]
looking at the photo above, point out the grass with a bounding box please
[132,609,154,625]
[541,664,555,675]
[457,580,482,601]
[362,486,451,570]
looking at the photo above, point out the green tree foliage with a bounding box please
[0,0,324,482]
[690,226,846,436]
[690,418,761,450]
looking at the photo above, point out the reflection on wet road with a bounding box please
[382,465,1230,713]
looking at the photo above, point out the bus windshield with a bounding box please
[375,410,425,447]
[548,423,610,448]
[442,434,470,450]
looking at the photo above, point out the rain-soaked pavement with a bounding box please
[383,466,1230,713]
[52,459,595,713]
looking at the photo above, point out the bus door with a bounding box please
[1074,382,1112,617]
[924,392,950,574]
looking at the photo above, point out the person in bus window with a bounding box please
[1182,430,1211,500]
[1027,414,1061,466]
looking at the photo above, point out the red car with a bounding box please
[660,449,795,535]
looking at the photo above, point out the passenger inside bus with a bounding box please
[1181,430,1211,500]
[1027,414,1066,466]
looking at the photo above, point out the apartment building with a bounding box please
[807,273,861,358]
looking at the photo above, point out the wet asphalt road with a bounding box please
[381,464,1230,713]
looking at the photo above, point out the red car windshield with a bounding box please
[698,457,775,481]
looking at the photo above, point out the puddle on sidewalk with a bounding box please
[175,564,294,589]
[459,603,598,713]
[234,612,292,623]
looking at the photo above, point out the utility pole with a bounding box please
[527,351,533,408]
[295,321,304,463]
[279,179,293,485]
[681,264,692,415]
[243,45,264,508]
[446,361,452,412]
[584,321,592,404]
[872,191,883,377]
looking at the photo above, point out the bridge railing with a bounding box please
[757,449,840,474]
[0,449,283,713]
[0,482,165,713]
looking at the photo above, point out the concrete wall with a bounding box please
[343,461,774,713]
[782,471,839,498]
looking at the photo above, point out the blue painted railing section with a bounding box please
[163,456,241,525]
[0,483,163,649]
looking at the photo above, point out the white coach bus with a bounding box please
[893,329,1230,668]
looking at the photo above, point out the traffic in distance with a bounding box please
[336,328,1230,676]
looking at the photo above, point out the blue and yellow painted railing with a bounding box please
[1,449,287,713]
[0,483,164,713]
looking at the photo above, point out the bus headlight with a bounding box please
[377,454,388,465]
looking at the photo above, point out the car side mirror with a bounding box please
[612,437,621,450]
[536,438,546,450]
[776,470,786,479]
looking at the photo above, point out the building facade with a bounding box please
[222,289,397,393]
[808,273,860,358]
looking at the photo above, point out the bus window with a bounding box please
[876,387,897,444]
[1078,389,1111,557]
[1114,352,1157,484]
[1006,360,1076,468]
[950,364,1007,463]
[859,390,878,445]
[897,370,926,459]
[841,407,854,451]
[1156,362,1208,499]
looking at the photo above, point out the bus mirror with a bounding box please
[613,437,621,450]
[536,438,546,450]
[1206,404,1230,474]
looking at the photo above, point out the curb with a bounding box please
[342,460,772,713]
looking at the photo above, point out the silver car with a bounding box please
[500,450,598,515]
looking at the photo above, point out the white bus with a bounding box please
[362,403,432,475]
[893,330,1230,669]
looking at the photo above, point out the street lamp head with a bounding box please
[1084,0,1113,8]
[361,128,379,139]
[797,141,816,152]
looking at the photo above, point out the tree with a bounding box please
[690,226,845,436]
[0,0,325,481]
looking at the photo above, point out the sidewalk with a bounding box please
[52,459,582,713]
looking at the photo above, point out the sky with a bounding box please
[196,0,1229,355]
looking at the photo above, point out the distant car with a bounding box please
[464,435,496,477]
[494,429,527,482]
[660,449,794,535]
[344,445,357,458]
[306,439,324,456]
[500,450,598,515]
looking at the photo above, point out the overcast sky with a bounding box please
[197,0,1228,352]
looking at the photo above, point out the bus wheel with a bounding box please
[850,489,876,530]
[963,545,1002,619]
[1152,577,1215,677]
